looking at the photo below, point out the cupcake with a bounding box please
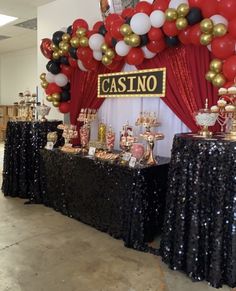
[210,105,219,113]
[218,88,228,95]
[227,86,236,95]
[217,99,227,107]
[225,105,236,112]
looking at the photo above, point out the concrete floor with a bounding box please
[0,143,232,291]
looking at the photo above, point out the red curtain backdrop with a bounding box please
[70,62,124,143]
[137,44,218,132]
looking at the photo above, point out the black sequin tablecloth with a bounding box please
[1,120,63,203]
[160,133,236,288]
[40,149,169,252]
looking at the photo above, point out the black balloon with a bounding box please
[98,24,107,36]
[61,90,71,102]
[186,7,203,25]
[52,31,64,46]
[165,36,180,47]
[48,61,61,74]
[68,47,78,59]
[125,17,131,24]
[67,25,72,35]
[60,56,69,65]
[62,82,70,91]
[140,34,148,47]
[111,38,117,47]
[46,60,54,71]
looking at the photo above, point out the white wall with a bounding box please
[37,0,101,120]
[0,47,37,105]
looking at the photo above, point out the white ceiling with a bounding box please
[0,0,55,55]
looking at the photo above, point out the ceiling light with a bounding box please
[0,14,18,27]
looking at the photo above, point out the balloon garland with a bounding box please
[40,0,236,113]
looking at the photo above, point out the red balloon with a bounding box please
[105,14,123,31]
[86,30,96,38]
[68,57,78,68]
[189,24,201,46]
[121,7,135,19]
[110,18,124,40]
[211,34,235,59]
[224,81,234,88]
[148,27,163,41]
[106,61,122,71]
[178,27,191,45]
[60,64,73,78]
[126,48,144,65]
[72,19,89,33]
[218,0,236,21]
[114,54,123,61]
[40,38,53,59]
[223,55,236,81]
[83,58,99,71]
[104,32,113,46]
[163,21,179,37]
[152,0,170,11]
[135,2,153,15]
[93,21,104,32]
[45,83,62,95]
[188,0,203,8]
[76,47,93,62]
[146,39,166,53]
[201,0,218,18]
[59,102,70,114]
[228,19,236,39]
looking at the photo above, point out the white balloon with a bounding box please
[141,46,156,59]
[88,33,105,51]
[93,50,103,61]
[141,0,154,3]
[54,73,68,87]
[130,13,152,35]
[150,10,166,28]
[207,44,212,52]
[45,72,55,83]
[115,41,131,56]
[210,15,228,26]
[169,0,188,9]
[77,60,88,71]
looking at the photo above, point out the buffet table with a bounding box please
[40,149,169,252]
[160,133,236,288]
[2,120,63,203]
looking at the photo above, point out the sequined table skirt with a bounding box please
[160,133,236,288]
[40,149,169,252]
[2,120,63,203]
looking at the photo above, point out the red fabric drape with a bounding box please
[137,45,218,132]
[70,62,124,144]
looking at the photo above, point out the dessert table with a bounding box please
[2,120,63,203]
[160,133,236,288]
[40,149,169,252]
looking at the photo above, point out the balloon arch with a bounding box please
[39,0,236,114]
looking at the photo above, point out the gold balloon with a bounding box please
[52,93,61,102]
[124,35,131,45]
[101,43,109,53]
[210,59,223,73]
[62,43,69,52]
[62,33,71,42]
[129,34,141,47]
[200,18,214,33]
[46,95,53,102]
[58,49,65,57]
[213,23,227,37]
[105,48,115,59]
[205,70,216,81]
[76,27,87,37]
[200,33,213,45]
[79,36,89,47]
[70,37,80,48]
[102,55,112,66]
[212,74,226,87]
[52,51,60,60]
[59,41,66,49]
[165,8,178,21]
[177,3,189,17]
[176,17,188,30]
[120,24,132,36]
[40,73,46,81]
[53,101,60,108]
[50,43,58,51]
[41,81,48,89]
